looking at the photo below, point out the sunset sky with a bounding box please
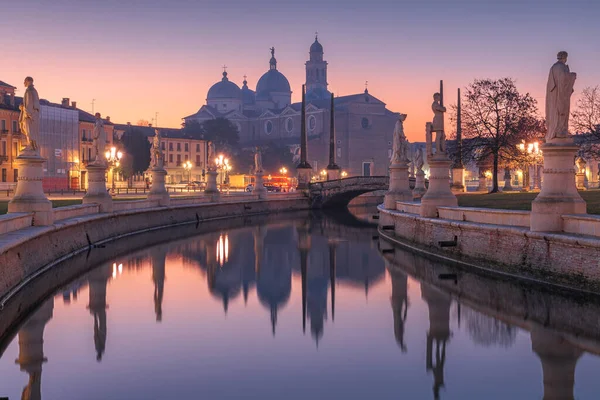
[3,0,599,141]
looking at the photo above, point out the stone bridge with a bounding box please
[309,176,415,208]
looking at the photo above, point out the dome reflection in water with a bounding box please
[1,209,600,400]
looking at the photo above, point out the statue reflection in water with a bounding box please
[389,265,409,352]
[87,264,111,362]
[150,246,168,322]
[421,282,452,400]
[15,297,54,400]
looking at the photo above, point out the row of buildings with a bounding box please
[0,81,210,190]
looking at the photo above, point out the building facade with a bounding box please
[184,36,400,177]
[113,124,208,184]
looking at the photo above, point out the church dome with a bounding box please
[256,70,291,99]
[207,71,241,100]
[241,76,256,105]
[310,37,323,53]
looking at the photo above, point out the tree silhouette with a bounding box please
[117,127,151,181]
[452,78,543,192]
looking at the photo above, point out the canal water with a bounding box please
[1,208,600,400]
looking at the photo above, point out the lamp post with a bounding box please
[105,146,123,195]
[214,154,230,186]
[279,167,287,175]
[341,171,348,178]
[518,141,542,191]
[183,160,193,184]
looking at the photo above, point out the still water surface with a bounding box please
[1,210,600,399]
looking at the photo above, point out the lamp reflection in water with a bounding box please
[112,262,123,279]
[216,234,229,267]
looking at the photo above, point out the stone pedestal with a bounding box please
[503,169,513,191]
[413,169,427,200]
[576,172,586,190]
[296,166,312,190]
[326,167,340,180]
[82,162,113,212]
[384,161,412,210]
[531,140,586,232]
[204,170,219,199]
[420,157,457,218]
[450,167,465,193]
[477,172,488,192]
[148,167,170,206]
[8,149,53,225]
[253,172,267,199]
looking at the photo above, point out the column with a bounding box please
[296,85,312,189]
[82,160,113,213]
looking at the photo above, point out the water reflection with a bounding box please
[2,209,600,399]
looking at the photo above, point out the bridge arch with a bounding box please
[309,176,417,208]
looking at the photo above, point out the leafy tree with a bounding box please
[261,142,295,174]
[117,127,151,181]
[201,118,240,153]
[452,78,543,192]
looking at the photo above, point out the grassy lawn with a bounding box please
[457,190,600,214]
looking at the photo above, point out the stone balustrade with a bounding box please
[113,199,161,212]
[563,214,600,237]
[438,206,531,228]
[52,204,100,222]
[0,213,33,236]
[396,201,421,215]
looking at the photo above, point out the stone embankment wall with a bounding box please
[0,194,310,304]
[380,201,600,292]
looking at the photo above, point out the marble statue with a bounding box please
[391,114,409,163]
[435,129,446,154]
[19,76,40,151]
[152,129,163,168]
[208,141,215,169]
[546,51,576,142]
[431,92,446,133]
[254,146,263,173]
[414,147,424,171]
[425,123,433,157]
[576,156,586,174]
[92,113,106,163]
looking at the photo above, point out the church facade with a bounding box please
[184,36,401,177]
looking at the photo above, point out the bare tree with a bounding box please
[453,78,543,192]
[572,86,600,158]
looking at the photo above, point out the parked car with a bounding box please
[245,184,254,192]
[264,184,281,192]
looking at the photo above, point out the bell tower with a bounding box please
[305,33,330,99]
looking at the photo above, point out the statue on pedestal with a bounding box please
[19,76,40,151]
[414,147,424,171]
[431,92,447,155]
[152,129,163,168]
[546,51,576,142]
[254,146,263,173]
[425,123,433,157]
[92,113,106,163]
[391,114,409,164]
[576,156,586,174]
[207,141,215,170]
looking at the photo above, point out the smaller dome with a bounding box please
[310,37,323,53]
[241,76,256,105]
[207,71,241,100]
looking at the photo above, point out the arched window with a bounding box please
[265,120,273,135]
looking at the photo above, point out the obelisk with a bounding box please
[326,93,340,180]
[450,88,465,193]
[296,85,312,190]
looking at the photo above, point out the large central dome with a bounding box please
[256,70,291,99]
[255,48,291,108]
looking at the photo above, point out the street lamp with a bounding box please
[279,167,288,175]
[518,140,542,191]
[183,160,193,183]
[320,169,327,181]
[105,146,123,195]
[214,154,230,186]
[341,171,348,178]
